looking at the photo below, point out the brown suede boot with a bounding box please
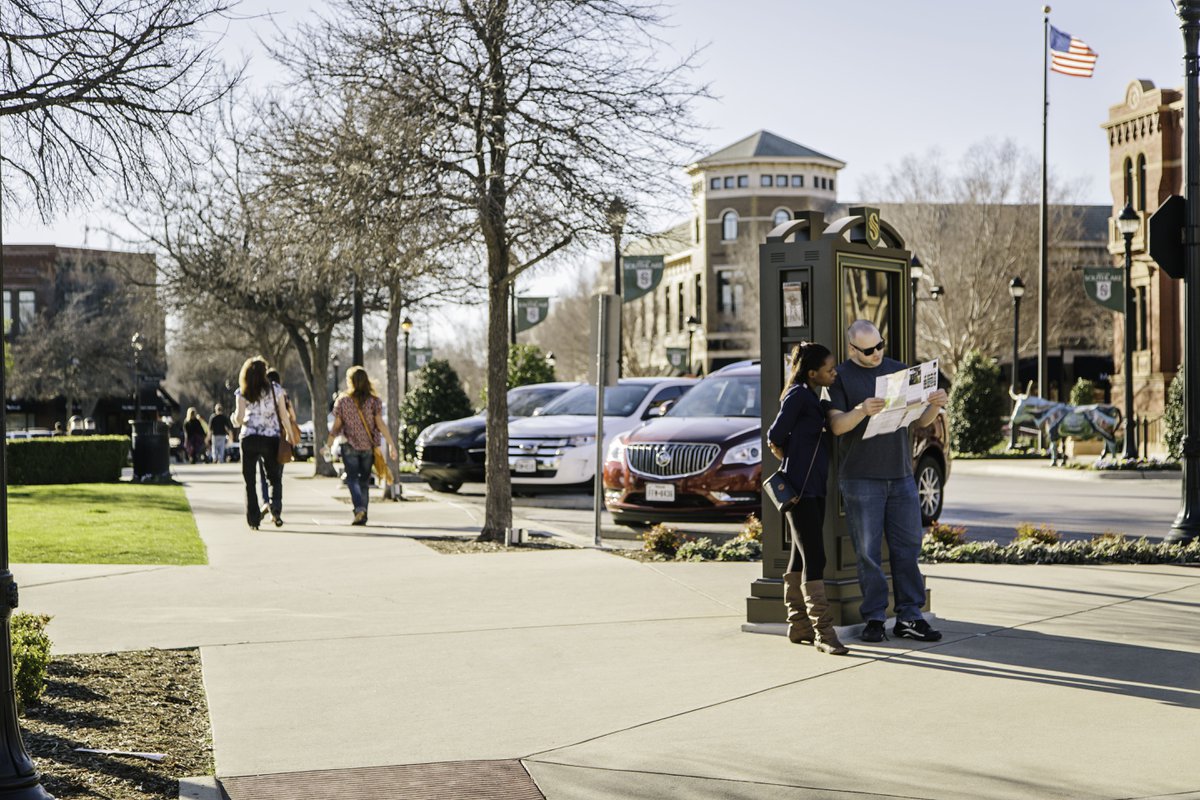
[802,580,849,655]
[783,572,814,644]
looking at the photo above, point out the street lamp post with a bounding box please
[909,254,923,363]
[402,317,413,396]
[685,315,701,375]
[1008,277,1026,450]
[1117,203,1140,461]
[131,332,144,423]
[1170,0,1200,543]
[331,354,341,399]
[607,198,627,378]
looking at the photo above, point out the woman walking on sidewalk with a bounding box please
[326,366,397,526]
[231,357,295,530]
[766,342,848,655]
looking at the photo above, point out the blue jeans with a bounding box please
[341,446,372,514]
[839,477,926,623]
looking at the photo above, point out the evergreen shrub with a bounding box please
[399,360,474,459]
[7,436,129,484]
[1165,366,1184,461]
[508,344,556,388]
[948,350,1007,454]
[11,613,51,713]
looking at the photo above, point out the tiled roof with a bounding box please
[698,130,843,165]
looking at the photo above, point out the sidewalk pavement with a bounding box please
[17,464,1200,800]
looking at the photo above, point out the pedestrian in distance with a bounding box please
[325,366,398,526]
[208,403,233,463]
[767,341,848,655]
[827,320,948,643]
[231,356,295,530]
[183,407,208,464]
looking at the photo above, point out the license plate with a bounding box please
[514,457,537,473]
[645,483,675,502]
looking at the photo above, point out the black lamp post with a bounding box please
[685,314,701,375]
[1117,202,1140,460]
[909,254,923,363]
[331,354,341,399]
[131,332,144,423]
[1008,277,1025,450]
[401,317,413,396]
[607,197,627,378]
[1170,0,1200,544]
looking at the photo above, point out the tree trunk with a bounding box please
[383,283,403,500]
[479,272,512,541]
[286,325,338,477]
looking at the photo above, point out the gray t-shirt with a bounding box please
[828,357,913,480]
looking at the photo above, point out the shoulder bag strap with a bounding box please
[352,397,376,446]
[270,384,285,438]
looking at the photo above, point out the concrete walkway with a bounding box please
[17,464,1200,799]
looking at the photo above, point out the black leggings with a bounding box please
[785,496,827,582]
[241,434,282,525]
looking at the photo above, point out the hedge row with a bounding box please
[6,436,130,484]
[921,536,1200,565]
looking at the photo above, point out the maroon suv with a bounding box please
[603,362,950,527]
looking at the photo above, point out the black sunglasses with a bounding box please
[851,339,886,356]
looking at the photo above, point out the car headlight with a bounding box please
[723,441,762,465]
[605,437,626,463]
[567,434,595,447]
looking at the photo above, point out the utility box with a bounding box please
[747,207,924,626]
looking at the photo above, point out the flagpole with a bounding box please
[1039,5,1050,415]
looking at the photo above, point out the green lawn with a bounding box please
[8,483,207,565]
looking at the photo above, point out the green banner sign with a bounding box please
[406,347,433,372]
[1082,267,1124,313]
[666,347,688,373]
[515,297,550,332]
[623,255,665,302]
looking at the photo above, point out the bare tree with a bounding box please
[0,0,239,217]
[862,139,1105,379]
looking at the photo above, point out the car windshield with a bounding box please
[538,384,652,417]
[666,375,760,417]
[507,386,569,417]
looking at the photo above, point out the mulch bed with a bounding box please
[22,649,212,799]
[416,534,577,554]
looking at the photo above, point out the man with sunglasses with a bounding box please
[827,319,948,643]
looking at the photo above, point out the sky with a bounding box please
[2,0,1189,345]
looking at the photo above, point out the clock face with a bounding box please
[1127,83,1143,110]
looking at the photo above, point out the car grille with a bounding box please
[419,444,468,464]
[626,442,720,479]
[507,437,569,458]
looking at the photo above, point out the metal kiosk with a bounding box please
[746,206,930,627]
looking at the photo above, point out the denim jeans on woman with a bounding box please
[341,446,373,514]
[838,477,926,623]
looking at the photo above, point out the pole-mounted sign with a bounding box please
[666,347,687,372]
[1081,267,1125,312]
[622,255,664,302]
[406,347,433,372]
[515,297,550,332]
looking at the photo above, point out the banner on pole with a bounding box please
[623,255,665,302]
[666,347,688,373]
[515,297,550,332]
[1081,267,1124,312]
[406,347,434,372]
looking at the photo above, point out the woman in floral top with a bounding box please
[231,356,296,529]
[326,366,398,526]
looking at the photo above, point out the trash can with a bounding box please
[131,420,171,480]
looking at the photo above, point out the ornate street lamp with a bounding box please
[331,354,341,400]
[685,314,701,375]
[1008,277,1026,450]
[607,197,627,378]
[1117,202,1141,460]
[909,254,923,363]
[401,317,414,396]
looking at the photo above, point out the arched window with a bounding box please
[1137,154,1147,211]
[772,209,791,228]
[1123,157,1134,206]
[722,211,738,241]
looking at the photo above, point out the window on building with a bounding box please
[1137,286,1149,350]
[722,211,738,241]
[717,270,736,316]
[776,174,787,187]
[1123,157,1134,206]
[772,209,791,228]
[1137,154,1147,211]
[723,176,734,189]
[694,274,702,318]
[761,175,773,187]
[17,291,36,333]
[710,177,721,190]
[664,286,671,332]
[677,283,685,331]
[829,178,835,192]
[791,175,803,187]
[2,291,9,333]
[694,216,700,243]
[737,175,748,188]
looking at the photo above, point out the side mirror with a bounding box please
[644,399,675,419]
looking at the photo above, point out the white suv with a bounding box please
[507,377,696,490]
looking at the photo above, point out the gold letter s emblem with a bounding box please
[867,212,880,244]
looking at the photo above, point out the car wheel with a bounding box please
[916,456,944,525]
[427,479,462,494]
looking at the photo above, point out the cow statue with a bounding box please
[1008,389,1123,465]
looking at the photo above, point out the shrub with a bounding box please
[398,359,475,459]
[11,613,51,713]
[675,536,718,562]
[716,537,762,561]
[1069,377,1099,407]
[641,523,686,557]
[508,344,556,388]
[948,350,1007,454]
[736,514,762,542]
[1014,522,1060,544]
[7,436,129,484]
[922,535,1200,565]
[924,521,968,547]
[1165,366,1184,461]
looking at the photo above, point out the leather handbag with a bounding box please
[765,427,825,513]
[353,399,394,484]
[271,385,294,464]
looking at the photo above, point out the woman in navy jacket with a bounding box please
[767,342,847,655]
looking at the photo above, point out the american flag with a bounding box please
[1049,26,1098,77]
